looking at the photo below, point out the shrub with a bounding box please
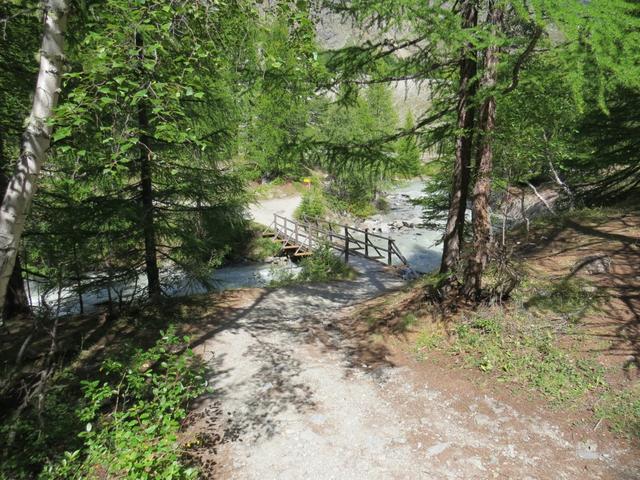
[268,244,354,287]
[294,187,326,221]
[248,236,282,261]
[40,327,206,480]
[298,244,354,282]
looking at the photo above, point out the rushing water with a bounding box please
[26,260,301,317]
[363,179,443,273]
[25,178,442,316]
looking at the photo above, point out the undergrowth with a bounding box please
[247,235,282,262]
[595,384,640,439]
[294,187,326,221]
[407,271,639,438]
[269,244,355,286]
[449,312,605,404]
[1,326,206,479]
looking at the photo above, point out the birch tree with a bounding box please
[0,0,68,318]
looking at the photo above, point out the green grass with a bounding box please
[413,327,443,360]
[595,384,640,439]
[418,264,638,438]
[447,312,605,405]
[412,269,609,406]
[401,313,418,330]
[522,276,603,324]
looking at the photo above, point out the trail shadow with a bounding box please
[0,256,409,464]
[514,212,640,374]
[180,261,406,451]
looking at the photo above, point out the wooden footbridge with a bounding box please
[263,214,408,267]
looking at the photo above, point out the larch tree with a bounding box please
[439,0,478,278]
[324,0,640,302]
[462,0,503,299]
[17,0,319,310]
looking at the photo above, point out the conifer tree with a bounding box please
[324,0,640,301]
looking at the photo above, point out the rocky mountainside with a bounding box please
[313,9,433,120]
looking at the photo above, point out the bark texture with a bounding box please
[439,0,479,277]
[0,0,68,318]
[6,256,29,319]
[464,1,503,299]
[0,129,30,319]
[136,32,161,299]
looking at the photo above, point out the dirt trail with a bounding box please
[249,195,302,227]
[187,257,638,480]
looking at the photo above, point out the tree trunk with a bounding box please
[0,128,30,320]
[439,0,478,277]
[136,32,161,299]
[5,255,29,320]
[463,1,503,299]
[0,0,68,320]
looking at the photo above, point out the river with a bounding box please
[25,178,442,316]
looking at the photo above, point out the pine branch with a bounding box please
[503,26,543,94]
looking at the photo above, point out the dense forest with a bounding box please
[1,0,638,478]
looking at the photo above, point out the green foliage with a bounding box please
[269,244,354,286]
[17,0,259,301]
[247,236,283,262]
[595,384,640,439]
[313,84,400,214]
[241,11,323,179]
[40,327,205,479]
[0,1,39,172]
[394,112,423,177]
[402,313,418,329]
[326,0,640,230]
[0,327,205,479]
[414,328,443,359]
[450,312,605,404]
[295,187,327,221]
[0,370,83,479]
[297,244,355,282]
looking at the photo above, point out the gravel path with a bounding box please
[188,258,638,480]
[249,195,302,228]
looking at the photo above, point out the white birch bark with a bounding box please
[0,0,68,318]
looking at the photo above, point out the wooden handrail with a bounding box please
[270,213,408,267]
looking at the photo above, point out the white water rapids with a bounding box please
[25,179,443,316]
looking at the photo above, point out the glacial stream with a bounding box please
[25,178,442,316]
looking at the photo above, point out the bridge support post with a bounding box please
[365,229,369,258]
[344,226,349,263]
[388,239,393,265]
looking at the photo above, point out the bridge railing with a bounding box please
[269,214,408,266]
